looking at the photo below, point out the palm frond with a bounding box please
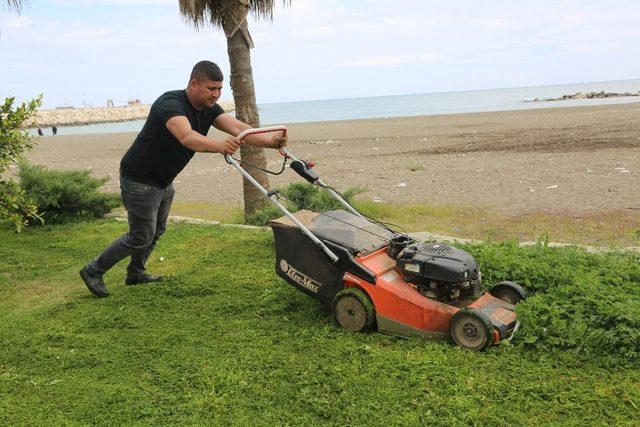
[3,0,27,12]
[178,0,290,30]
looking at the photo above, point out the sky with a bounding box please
[1,0,639,109]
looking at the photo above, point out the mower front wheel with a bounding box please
[333,287,376,333]
[490,281,526,305]
[450,308,494,351]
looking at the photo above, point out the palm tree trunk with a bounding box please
[225,27,270,218]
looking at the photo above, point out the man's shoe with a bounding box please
[125,273,164,286]
[79,267,109,297]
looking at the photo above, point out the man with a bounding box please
[80,60,286,297]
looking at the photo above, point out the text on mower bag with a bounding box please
[279,259,321,293]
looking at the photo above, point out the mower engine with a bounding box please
[396,242,481,302]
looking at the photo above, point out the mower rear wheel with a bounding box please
[450,308,493,351]
[333,287,376,332]
[490,281,526,305]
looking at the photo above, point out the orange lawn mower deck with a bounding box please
[227,126,526,351]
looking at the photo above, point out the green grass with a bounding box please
[170,200,244,223]
[1,221,638,425]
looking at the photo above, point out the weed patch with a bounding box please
[466,241,640,366]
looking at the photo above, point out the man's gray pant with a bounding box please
[87,174,175,278]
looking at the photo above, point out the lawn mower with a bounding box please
[227,126,526,350]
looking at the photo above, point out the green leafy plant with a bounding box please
[465,241,640,365]
[18,162,120,224]
[0,95,43,232]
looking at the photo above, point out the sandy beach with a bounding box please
[25,102,640,216]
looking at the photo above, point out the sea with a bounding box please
[35,79,640,136]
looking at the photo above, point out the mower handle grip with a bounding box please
[224,126,287,163]
[236,125,287,143]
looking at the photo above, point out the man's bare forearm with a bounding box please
[180,131,223,153]
[243,132,274,148]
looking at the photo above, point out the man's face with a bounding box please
[192,78,223,108]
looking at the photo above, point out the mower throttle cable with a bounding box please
[316,211,396,242]
[228,143,413,244]
[275,189,407,244]
[224,155,289,175]
[314,181,413,240]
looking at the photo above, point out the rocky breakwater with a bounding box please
[526,91,640,102]
[32,100,235,127]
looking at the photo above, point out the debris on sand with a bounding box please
[526,91,640,102]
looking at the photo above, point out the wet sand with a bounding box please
[25,102,640,215]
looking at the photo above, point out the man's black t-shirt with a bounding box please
[120,89,225,188]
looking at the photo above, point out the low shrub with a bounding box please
[283,182,363,212]
[246,182,364,226]
[246,204,283,226]
[18,162,121,224]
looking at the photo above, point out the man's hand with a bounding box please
[270,133,288,149]
[213,114,287,149]
[219,136,242,155]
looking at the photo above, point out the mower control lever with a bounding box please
[290,159,320,183]
[279,147,319,181]
[281,147,366,220]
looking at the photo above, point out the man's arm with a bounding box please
[166,115,240,155]
[213,113,287,149]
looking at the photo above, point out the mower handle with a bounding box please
[237,125,287,143]
[224,125,287,163]
[223,125,366,260]
[223,132,340,263]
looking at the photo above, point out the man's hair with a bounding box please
[190,61,224,82]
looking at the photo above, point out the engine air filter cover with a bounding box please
[396,242,478,283]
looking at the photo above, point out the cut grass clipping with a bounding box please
[1,221,638,424]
